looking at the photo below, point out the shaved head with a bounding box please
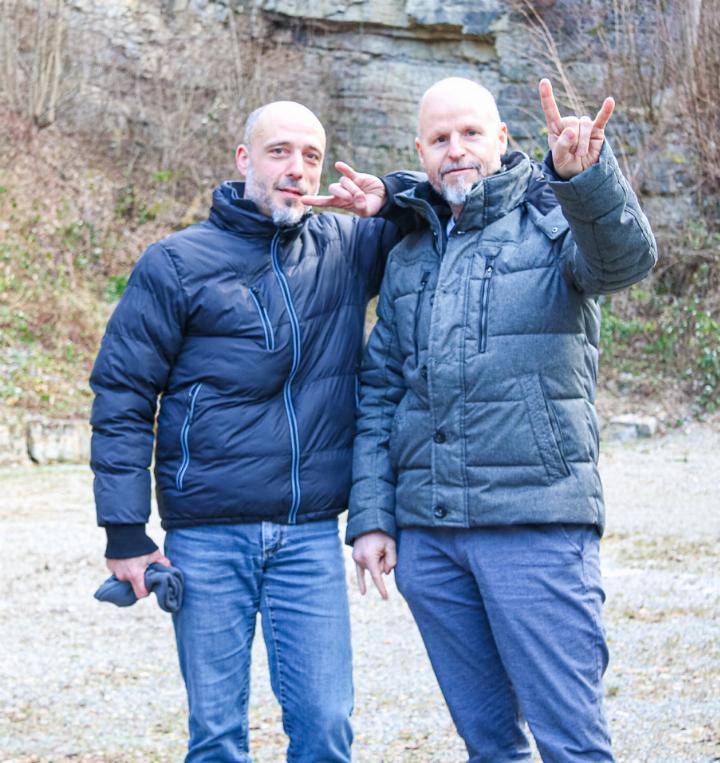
[417,78,501,138]
[243,101,326,147]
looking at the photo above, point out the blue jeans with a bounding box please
[164,520,353,763]
[395,524,614,763]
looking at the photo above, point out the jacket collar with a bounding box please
[395,151,533,242]
[208,181,311,239]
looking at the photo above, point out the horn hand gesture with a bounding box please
[539,78,615,180]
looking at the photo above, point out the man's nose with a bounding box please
[286,150,304,178]
[447,133,465,159]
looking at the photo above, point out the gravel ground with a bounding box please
[1,423,718,762]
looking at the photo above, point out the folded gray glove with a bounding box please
[94,562,184,613]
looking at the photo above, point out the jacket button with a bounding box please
[421,366,428,380]
[433,429,446,444]
[433,505,447,519]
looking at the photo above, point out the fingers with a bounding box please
[539,78,562,134]
[593,96,615,131]
[382,541,397,574]
[355,562,367,596]
[128,570,149,599]
[339,175,367,208]
[301,177,367,211]
[557,126,577,152]
[335,161,359,181]
[299,194,338,207]
[576,116,593,157]
[367,559,389,600]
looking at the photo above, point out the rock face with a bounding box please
[27,419,91,465]
[0,417,90,467]
[0,420,30,467]
[55,0,691,234]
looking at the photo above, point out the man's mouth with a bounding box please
[441,165,480,179]
[276,185,306,198]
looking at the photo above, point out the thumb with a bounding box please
[383,543,397,572]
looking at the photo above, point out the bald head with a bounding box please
[243,101,326,147]
[414,78,508,216]
[235,101,326,226]
[417,78,501,138]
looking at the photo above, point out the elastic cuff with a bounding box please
[345,510,397,546]
[104,524,158,559]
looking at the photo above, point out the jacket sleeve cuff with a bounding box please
[376,171,426,226]
[543,141,625,219]
[345,508,397,546]
[104,524,159,559]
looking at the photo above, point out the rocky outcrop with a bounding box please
[58,0,688,233]
[0,417,90,467]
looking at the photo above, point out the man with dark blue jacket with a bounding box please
[348,78,657,762]
[90,100,412,762]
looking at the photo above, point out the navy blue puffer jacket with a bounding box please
[90,181,404,557]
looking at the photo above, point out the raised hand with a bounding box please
[539,78,615,180]
[301,161,387,217]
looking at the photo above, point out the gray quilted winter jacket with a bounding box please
[346,143,657,543]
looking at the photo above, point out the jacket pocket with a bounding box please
[248,287,275,350]
[414,270,431,366]
[478,257,495,353]
[176,382,203,492]
[519,374,570,482]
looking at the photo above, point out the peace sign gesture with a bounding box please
[539,78,615,180]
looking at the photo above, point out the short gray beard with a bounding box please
[272,204,305,227]
[441,180,472,206]
[245,161,308,227]
[439,160,483,206]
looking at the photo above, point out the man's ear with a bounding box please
[498,122,509,156]
[415,136,426,169]
[235,144,249,177]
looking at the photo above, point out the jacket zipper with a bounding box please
[414,270,431,366]
[249,287,275,350]
[176,382,203,492]
[478,259,495,353]
[270,232,303,524]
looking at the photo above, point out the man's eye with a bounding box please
[306,153,320,162]
[434,136,447,144]
[270,147,285,155]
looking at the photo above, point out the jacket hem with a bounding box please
[161,506,345,531]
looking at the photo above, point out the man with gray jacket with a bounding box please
[347,77,656,762]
